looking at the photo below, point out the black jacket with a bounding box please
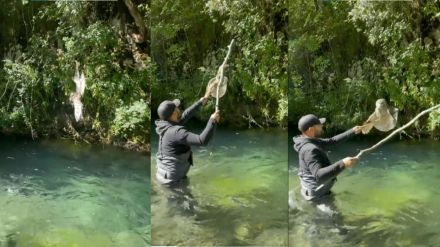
[293,129,355,197]
[155,99,216,185]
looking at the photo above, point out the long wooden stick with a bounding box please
[356,103,440,159]
[215,39,235,112]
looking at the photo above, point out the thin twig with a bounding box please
[0,80,11,101]
[215,39,234,111]
[356,103,440,158]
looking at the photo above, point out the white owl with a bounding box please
[70,61,86,122]
[361,99,398,134]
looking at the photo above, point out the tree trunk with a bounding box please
[122,0,148,43]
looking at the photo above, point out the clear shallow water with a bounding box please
[289,136,440,247]
[0,137,150,247]
[151,128,288,246]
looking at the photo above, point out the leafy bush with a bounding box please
[0,2,151,149]
[151,0,288,128]
[112,100,149,143]
[289,0,440,136]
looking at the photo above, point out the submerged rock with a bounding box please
[234,223,251,241]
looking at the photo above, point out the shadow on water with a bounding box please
[0,136,150,247]
[289,136,440,247]
[151,128,288,246]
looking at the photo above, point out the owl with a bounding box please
[70,61,86,122]
[361,99,398,134]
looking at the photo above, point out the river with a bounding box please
[0,137,149,246]
[289,134,440,246]
[151,128,288,246]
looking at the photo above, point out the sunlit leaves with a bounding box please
[112,100,149,142]
[152,0,288,128]
[290,0,440,136]
[0,2,150,146]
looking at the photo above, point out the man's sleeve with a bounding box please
[320,128,355,147]
[179,118,217,146]
[305,149,345,183]
[179,99,203,125]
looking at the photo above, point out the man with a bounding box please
[155,89,220,187]
[293,114,363,201]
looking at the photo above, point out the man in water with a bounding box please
[293,114,363,202]
[155,90,220,187]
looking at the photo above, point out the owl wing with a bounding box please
[389,107,399,122]
[72,96,83,122]
[361,111,378,134]
[365,111,379,124]
[77,71,86,96]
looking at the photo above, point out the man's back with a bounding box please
[155,99,218,185]
[155,120,191,157]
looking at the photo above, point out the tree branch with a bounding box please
[216,39,235,111]
[122,0,148,43]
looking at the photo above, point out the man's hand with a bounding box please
[342,157,359,168]
[201,93,210,105]
[353,126,363,134]
[201,96,209,105]
[210,110,220,123]
[202,83,215,105]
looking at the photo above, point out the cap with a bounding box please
[157,99,181,120]
[298,114,326,132]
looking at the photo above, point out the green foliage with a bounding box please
[151,0,288,128]
[1,59,40,136]
[0,2,151,149]
[289,0,440,136]
[112,100,149,143]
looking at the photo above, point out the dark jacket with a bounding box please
[155,99,216,185]
[293,129,355,200]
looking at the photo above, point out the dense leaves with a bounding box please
[289,0,440,137]
[0,1,150,151]
[151,0,288,128]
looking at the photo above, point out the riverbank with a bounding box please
[0,2,151,155]
[0,130,150,155]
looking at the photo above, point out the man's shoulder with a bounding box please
[163,125,191,143]
[167,124,187,133]
[300,142,323,155]
[300,142,318,153]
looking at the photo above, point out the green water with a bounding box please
[151,128,288,246]
[289,136,440,246]
[0,137,150,247]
